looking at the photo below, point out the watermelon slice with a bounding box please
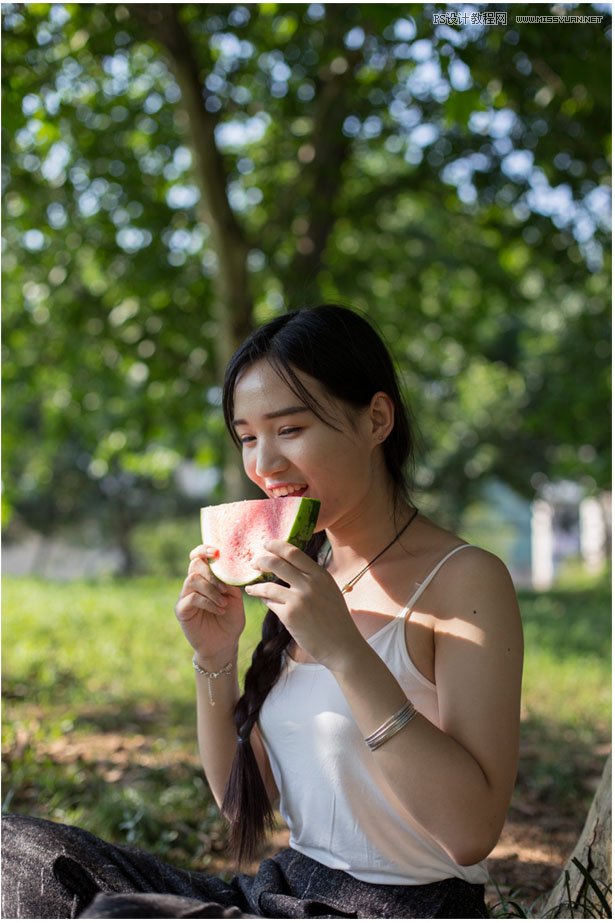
[200,497,321,586]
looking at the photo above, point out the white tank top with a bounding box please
[258,543,489,886]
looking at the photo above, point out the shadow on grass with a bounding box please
[3,666,197,738]
[2,699,230,871]
[3,665,83,703]
[515,712,610,819]
[485,706,610,913]
[72,699,192,735]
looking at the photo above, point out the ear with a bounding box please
[368,392,395,446]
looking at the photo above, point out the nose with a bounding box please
[254,439,287,479]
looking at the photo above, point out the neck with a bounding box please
[325,484,414,575]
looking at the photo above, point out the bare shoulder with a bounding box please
[430,543,523,644]
[440,544,515,590]
[409,517,516,602]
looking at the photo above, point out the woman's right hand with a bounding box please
[175,545,246,666]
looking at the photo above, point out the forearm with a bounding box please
[331,644,505,865]
[194,650,241,808]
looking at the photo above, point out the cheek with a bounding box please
[323,439,369,473]
[311,442,370,494]
[241,449,258,481]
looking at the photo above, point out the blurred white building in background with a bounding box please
[531,481,611,590]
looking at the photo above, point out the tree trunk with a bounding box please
[534,753,611,918]
[128,5,254,359]
[112,497,139,576]
[127,4,257,500]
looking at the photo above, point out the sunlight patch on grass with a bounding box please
[2,577,266,707]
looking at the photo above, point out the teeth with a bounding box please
[270,484,307,498]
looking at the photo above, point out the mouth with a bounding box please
[267,483,308,499]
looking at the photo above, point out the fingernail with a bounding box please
[206,549,220,560]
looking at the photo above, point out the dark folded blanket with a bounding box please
[1,814,487,919]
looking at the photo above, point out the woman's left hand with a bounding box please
[245,540,365,672]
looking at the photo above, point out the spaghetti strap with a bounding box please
[400,544,474,614]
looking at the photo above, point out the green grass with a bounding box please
[520,578,611,732]
[516,579,611,819]
[2,576,264,708]
[2,576,266,869]
[2,572,611,903]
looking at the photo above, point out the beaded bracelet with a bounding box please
[365,700,417,751]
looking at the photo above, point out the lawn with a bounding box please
[2,572,611,914]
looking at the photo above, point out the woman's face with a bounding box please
[231,360,383,531]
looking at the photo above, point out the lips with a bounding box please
[267,483,308,499]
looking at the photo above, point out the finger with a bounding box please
[250,551,301,586]
[244,582,289,606]
[181,574,228,613]
[263,540,318,574]
[176,591,215,620]
[188,556,229,593]
[189,544,220,561]
[253,540,317,580]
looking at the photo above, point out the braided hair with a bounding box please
[220,305,416,863]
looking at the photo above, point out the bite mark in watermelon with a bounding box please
[200,497,321,586]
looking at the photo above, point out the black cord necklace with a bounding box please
[331,506,420,595]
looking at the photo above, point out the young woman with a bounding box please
[2,305,523,919]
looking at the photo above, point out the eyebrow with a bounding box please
[232,405,309,427]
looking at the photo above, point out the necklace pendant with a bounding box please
[335,508,419,597]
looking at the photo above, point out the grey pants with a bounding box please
[1,814,488,919]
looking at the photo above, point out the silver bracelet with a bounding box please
[192,654,234,706]
[365,700,417,752]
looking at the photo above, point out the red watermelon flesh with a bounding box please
[200,496,321,586]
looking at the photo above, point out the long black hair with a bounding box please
[220,304,416,863]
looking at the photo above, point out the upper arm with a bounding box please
[432,548,524,817]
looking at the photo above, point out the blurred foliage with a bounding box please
[2,3,611,559]
[132,515,200,577]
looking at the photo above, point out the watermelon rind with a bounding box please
[200,497,321,587]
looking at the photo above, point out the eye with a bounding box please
[279,426,301,436]
[238,434,255,445]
